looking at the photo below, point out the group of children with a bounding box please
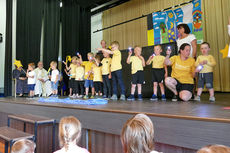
[60,40,216,102]
[11,114,230,153]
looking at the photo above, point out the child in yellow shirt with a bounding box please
[146,45,167,101]
[97,41,126,101]
[101,52,112,99]
[73,58,85,98]
[194,42,216,102]
[92,55,103,98]
[126,46,145,101]
[79,53,95,99]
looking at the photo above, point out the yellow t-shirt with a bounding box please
[170,55,195,84]
[92,65,102,82]
[69,63,77,78]
[82,61,94,80]
[130,56,144,74]
[111,50,122,72]
[150,55,165,68]
[195,55,216,73]
[75,66,84,81]
[101,57,111,75]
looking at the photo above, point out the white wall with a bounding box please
[0,0,6,93]
[91,13,103,53]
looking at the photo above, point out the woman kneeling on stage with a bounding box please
[164,43,199,102]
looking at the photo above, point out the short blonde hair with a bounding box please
[71,56,78,61]
[121,113,154,153]
[154,44,162,50]
[87,52,94,57]
[50,61,57,67]
[111,41,120,48]
[11,139,36,153]
[197,145,230,153]
[58,116,82,151]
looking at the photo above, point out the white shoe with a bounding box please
[209,96,215,102]
[194,96,201,101]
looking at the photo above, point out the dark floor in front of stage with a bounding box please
[0,93,230,120]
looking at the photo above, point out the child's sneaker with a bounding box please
[90,95,95,99]
[209,96,215,102]
[102,95,107,99]
[138,94,143,101]
[120,94,126,101]
[83,95,89,99]
[161,95,166,101]
[111,94,118,100]
[194,95,201,101]
[172,95,178,102]
[150,94,158,101]
[127,95,135,101]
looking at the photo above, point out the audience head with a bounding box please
[50,61,57,69]
[95,54,101,63]
[101,40,107,49]
[154,45,162,55]
[179,43,191,58]
[87,52,94,61]
[28,63,35,71]
[11,139,36,153]
[197,144,230,153]
[58,116,82,151]
[121,113,155,153]
[111,41,120,51]
[200,42,211,55]
[177,23,191,35]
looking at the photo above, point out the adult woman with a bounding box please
[164,43,198,102]
[176,24,197,58]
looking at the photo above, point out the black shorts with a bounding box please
[152,68,164,83]
[94,81,103,93]
[197,72,213,89]
[132,71,144,84]
[175,79,194,93]
[69,78,75,88]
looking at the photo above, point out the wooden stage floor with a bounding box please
[0,93,230,123]
[0,93,230,153]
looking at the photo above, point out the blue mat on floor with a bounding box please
[38,97,108,105]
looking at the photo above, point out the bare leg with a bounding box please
[137,84,142,95]
[85,87,89,95]
[153,82,158,95]
[165,77,178,95]
[91,87,95,96]
[208,88,214,97]
[159,82,165,95]
[69,88,72,96]
[197,88,203,96]
[131,84,136,95]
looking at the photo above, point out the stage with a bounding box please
[0,93,230,153]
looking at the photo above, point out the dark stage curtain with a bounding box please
[16,0,44,67]
[43,0,60,70]
[61,0,91,61]
[4,0,13,96]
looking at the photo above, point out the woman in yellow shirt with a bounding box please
[164,43,198,102]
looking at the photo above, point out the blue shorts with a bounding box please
[51,81,59,90]
[84,80,94,88]
[28,84,35,91]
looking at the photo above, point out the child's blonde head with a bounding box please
[71,56,78,62]
[111,41,120,50]
[58,116,82,151]
[134,46,142,56]
[121,113,154,153]
[50,61,57,68]
[11,139,36,153]
[197,145,230,153]
[28,63,35,70]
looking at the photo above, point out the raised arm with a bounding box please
[164,49,172,66]
[146,56,153,65]
[191,39,197,58]
[96,48,114,54]
[138,55,146,67]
